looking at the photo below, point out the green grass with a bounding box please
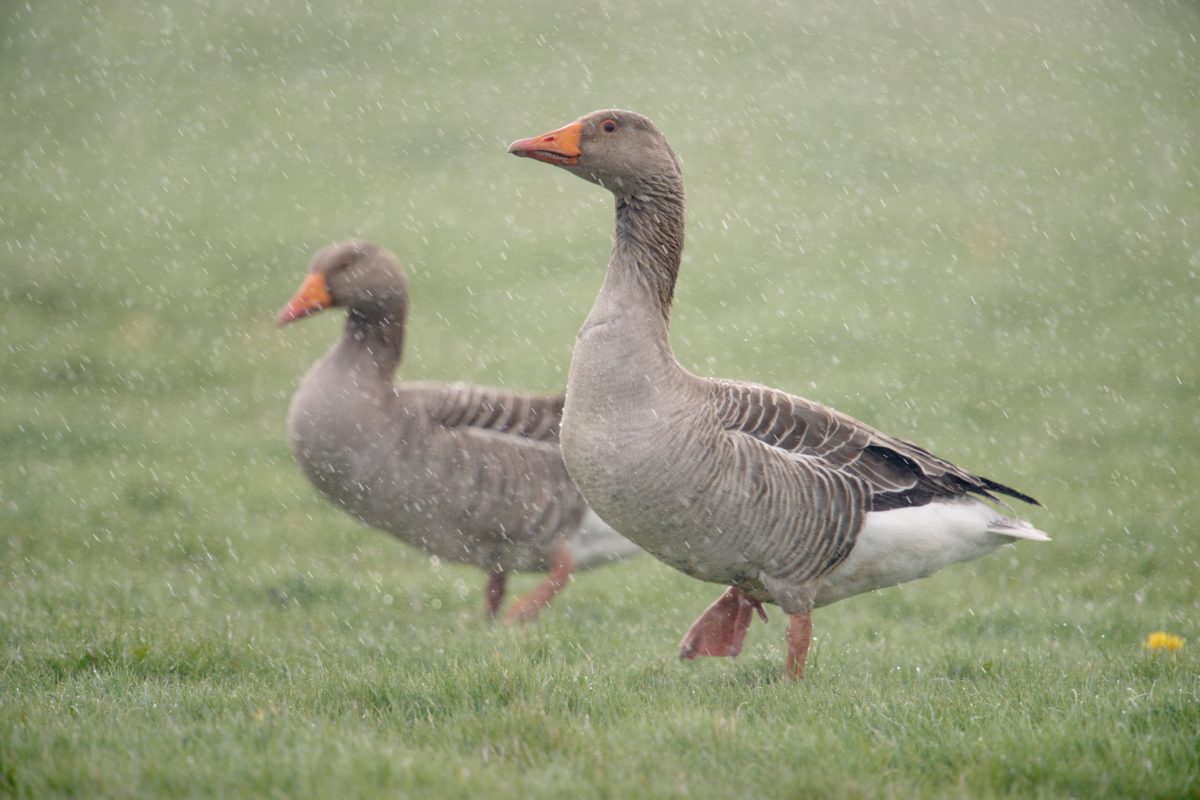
[2,0,1199,796]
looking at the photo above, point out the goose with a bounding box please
[277,240,640,623]
[509,110,1048,679]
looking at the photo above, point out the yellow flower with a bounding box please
[1144,631,1185,652]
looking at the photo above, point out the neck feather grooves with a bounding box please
[343,304,405,379]
[612,174,685,321]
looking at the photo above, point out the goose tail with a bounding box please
[986,516,1052,542]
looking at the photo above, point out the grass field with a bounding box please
[2,0,1198,796]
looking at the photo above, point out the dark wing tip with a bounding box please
[980,477,1041,507]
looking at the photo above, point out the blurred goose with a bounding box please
[509,110,1048,678]
[277,241,639,623]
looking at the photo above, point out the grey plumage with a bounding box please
[279,241,638,620]
[510,110,1047,676]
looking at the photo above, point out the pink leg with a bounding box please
[785,612,813,680]
[503,547,575,625]
[484,567,507,621]
[679,586,769,659]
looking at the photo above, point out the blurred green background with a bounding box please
[2,0,1197,797]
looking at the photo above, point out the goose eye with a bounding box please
[601,120,617,133]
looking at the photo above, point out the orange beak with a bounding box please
[276,272,333,326]
[507,120,582,166]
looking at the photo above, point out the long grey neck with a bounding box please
[607,173,686,324]
[573,171,687,403]
[330,304,405,383]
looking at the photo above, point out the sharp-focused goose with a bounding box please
[277,241,640,623]
[509,111,1048,679]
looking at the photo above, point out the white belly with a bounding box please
[815,498,1048,607]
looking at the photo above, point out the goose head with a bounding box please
[508,109,681,195]
[277,240,408,326]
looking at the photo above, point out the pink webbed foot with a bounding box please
[679,586,768,659]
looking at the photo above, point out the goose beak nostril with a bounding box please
[508,120,583,166]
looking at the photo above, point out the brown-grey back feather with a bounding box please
[709,379,1039,512]
[423,383,565,443]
